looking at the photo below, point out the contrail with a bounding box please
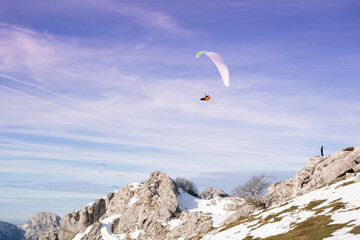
[0,73,127,123]
[0,85,67,109]
[0,73,85,105]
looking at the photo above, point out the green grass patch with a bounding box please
[335,181,355,189]
[341,206,360,212]
[256,215,347,240]
[264,205,298,222]
[302,199,327,211]
[314,201,346,214]
[218,215,256,233]
[350,225,360,234]
[329,198,342,204]
[243,236,255,240]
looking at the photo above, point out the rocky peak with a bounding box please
[106,171,180,238]
[264,145,360,207]
[199,188,229,200]
[19,212,60,240]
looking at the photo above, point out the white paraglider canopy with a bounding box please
[196,51,229,87]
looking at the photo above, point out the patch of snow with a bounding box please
[203,176,360,240]
[167,218,181,230]
[86,201,95,208]
[72,225,92,240]
[324,227,359,240]
[100,215,121,240]
[178,189,235,227]
[128,197,138,206]
[129,228,144,239]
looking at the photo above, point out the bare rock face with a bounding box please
[199,188,229,200]
[109,171,180,239]
[19,212,60,240]
[39,171,242,239]
[167,211,213,239]
[264,146,360,207]
[39,198,106,240]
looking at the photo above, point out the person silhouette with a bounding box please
[321,146,324,157]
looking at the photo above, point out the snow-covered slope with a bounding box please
[202,176,360,240]
[69,176,360,240]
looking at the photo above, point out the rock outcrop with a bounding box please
[19,212,60,240]
[199,188,229,200]
[40,198,106,240]
[40,171,221,240]
[108,171,180,239]
[264,146,360,207]
[0,221,24,240]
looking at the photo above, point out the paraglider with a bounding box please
[109,185,119,190]
[196,51,229,87]
[200,94,211,101]
[117,173,125,177]
[96,164,106,174]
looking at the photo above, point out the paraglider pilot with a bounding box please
[321,146,324,157]
[201,94,211,101]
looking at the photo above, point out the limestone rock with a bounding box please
[19,212,60,240]
[109,171,180,239]
[355,174,360,183]
[167,211,213,239]
[40,198,106,240]
[199,188,229,200]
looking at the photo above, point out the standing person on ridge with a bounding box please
[321,146,324,157]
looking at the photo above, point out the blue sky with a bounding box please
[1,0,360,224]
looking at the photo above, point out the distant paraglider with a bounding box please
[109,185,119,190]
[196,51,229,87]
[96,164,106,174]
[117,173,126,177]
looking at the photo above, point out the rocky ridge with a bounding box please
[264,146,360,207]
[39,171,236,240]
[39,145,360,240]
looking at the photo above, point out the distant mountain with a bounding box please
[19,212,61,240]
[0,212,60,240]
[39,146,360,239]
[0,221,24,240]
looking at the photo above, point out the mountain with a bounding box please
[19,212,61,240]
[39,146,360,239]
[0,221,24,240]
[0,212,60,240]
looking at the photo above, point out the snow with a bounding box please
[178,188,236,227]
[72,225,92,240]
[129,183,142,191]
[129,228,144,239]
[100,215,121,240]
[324,228,359,240]
[128,197,138,206]
[203,176,360,240]
[167,218,181,230]
[85,201,95,208]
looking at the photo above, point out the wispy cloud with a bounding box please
[85,0,191,35]
[229,0,360,14]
